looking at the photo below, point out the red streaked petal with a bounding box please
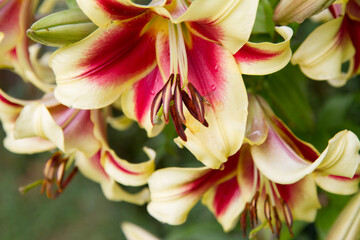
[121,67,165,137]
[75,150,150,204]
[174,0,259,53]
[51,12,157,109]
[147,152,239,225]
[103,147,155,186]
[77,0,167,26]
[234,26,293,75]
[315,173,360,195]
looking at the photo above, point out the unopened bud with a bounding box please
[27,8,97,47]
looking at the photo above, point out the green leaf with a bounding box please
[259,64,315,134]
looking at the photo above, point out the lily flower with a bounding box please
[292,0,360,87]
[147,94,360,237]
[273,0,336,25]
[0,0,54,91]
[48,0,293,169]
[0,89,155,204]
[327,191,360,240]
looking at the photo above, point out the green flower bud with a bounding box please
[27,8,97,47]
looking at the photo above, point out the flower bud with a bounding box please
[273,0,336,25]
[26,8,97,47]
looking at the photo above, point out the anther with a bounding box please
[273,207,282,238]
[170,100,187,141]
[161,74,174,124]
[174,75,185,124]
[281,199,293,236]
[240,202,249,238]
[250,191,260,227]
[264,195,274,233]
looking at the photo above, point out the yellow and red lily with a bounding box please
[0,89,154,204]
[48,0,293,169]
[147,94,360,237]
[292,0,360,86]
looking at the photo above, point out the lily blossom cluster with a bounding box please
[0,0,360,239]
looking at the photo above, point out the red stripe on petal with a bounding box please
[213,177,240,216]
[183,152,240,195]
[188,22,224,44]
[134,67,164,123]
[107,152,140,175]
[0,0,21,36]
[96,0,146,20]
[272,118,319,162]
[92,151,109,179]
[346,16,360,72]
[79,13,157,87]
[234,44,280,63]
[186,34,227,104]
[0,94,21,107]
[329,174,360,180]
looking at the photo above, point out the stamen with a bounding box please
[174,75,185,124]
[240,202,250,238]
[281,199,294,236]
[150,89,163,126]
[250,191,260,227]
[39,152,78,199]
[170,101,187,141]
[264,194,274,233]
[161,74,174,124]
[273,207,282,238]
[188,82,205,124]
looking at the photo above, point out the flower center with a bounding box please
[150,23,208,141]
[240,169,294,238]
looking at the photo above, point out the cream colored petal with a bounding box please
[4,130,55,154]
[107,115,133,131]
[172,0,259,53]
[235,26,293,75]
[77,0,166,26]
[315,174,360,195]
[202,177,245,232]
[103,147,155,186]
[273,0,335,25]
[327,191,360,240]
[244,94,268,145]
[292,17,355,83]
[76,151,149,205]
[14,103,65,151]
[121,222,160,240]
[147,167,213,224]
[252,129,360,184]
[100,181,150,205]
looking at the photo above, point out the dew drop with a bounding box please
[211,85,216,91]
[150,90,155,95]
[214,64,218,71]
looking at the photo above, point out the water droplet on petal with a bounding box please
[150,90,155,95]
[211,85,216,91]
